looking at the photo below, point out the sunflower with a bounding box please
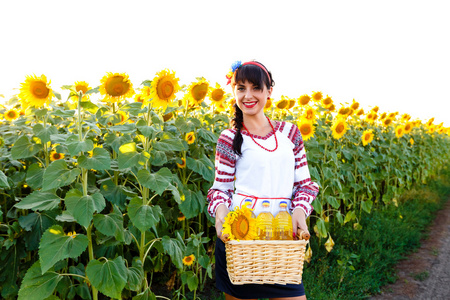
[371,106,379,113]
[71,81,91,102]
[178,212,186,221]
[134,93,146,104]
[426,118,434,127]
[182,254,195,266]
[298,94,311,106]
[331,117,348,140]
[19,74,53,108]
[350,99,359,110]
[361,129,374,146]
[311,91,323,101]
[287,96,296,109]
[382,118,394,127]
[427,124,436,133]
[50,151,65,161]
[395,125,405,138]
[177,157,186,168]
[163,112,173,122]
[134,86,152,105]
[148,69,180,108]
[275,96,289,109]
[298,119,315,141]
[404,122,413,134]
[4,109,19,121]
[338,107,350,117]
[379,112,387,120]
[302,106,316,122]
[365,112,377,124]
[304,245,312,263]
[222,205,258,241]
[208,83,226,105]
[117,111,128,124]
[100,72,134,103]
[327,104,336,112]
[401,113,411,122]
[356,108,364,116]
[388,112,397,119]
[184,78,209,107]
[264,98,273,110]
[410,138,414,145]
[215,100,228,113]
[185,132,195,144]
[324,235,335,252]
[320,96,333,108]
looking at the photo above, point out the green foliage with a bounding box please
[0,82,449,300]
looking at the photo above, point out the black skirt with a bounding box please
[215,239,305,299]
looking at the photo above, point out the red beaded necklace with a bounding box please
[243,116,278,152]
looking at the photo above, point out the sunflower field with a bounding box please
[0,71,449,300]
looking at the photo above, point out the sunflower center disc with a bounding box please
[159,81,174,99]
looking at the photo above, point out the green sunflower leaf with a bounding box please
[64,189,106,227]
[66,135,94,156]
[33,124,58,144]
[39,225,89,273]
[18,261,61,300]
[0,170,10,189]
[26,163,44,189]
[93,205,124,241]
[11,135,43,160]
[77,147,111,170]
[86,257,127,299]
[127,197,162,232]
[136,167,172,195]
[15,191,61,211]
[42,160,81,191]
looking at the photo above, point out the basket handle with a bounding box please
[297,229,310,241]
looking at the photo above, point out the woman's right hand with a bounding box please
[215,204,230,242]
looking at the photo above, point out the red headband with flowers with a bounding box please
[226,61,270,85]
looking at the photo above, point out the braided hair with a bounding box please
[230,62,274,156]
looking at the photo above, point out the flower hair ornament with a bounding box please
[226,60,270,85]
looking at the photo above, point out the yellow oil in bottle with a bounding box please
[274,201,293,240]
[256,200,274,240]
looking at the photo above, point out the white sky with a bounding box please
[1,0,449,126]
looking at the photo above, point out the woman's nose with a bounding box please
[245,90,253,99]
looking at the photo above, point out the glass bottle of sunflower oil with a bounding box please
[243,199,256,219]
[274,201,293,240]
[256,200,274,240]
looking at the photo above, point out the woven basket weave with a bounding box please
[225,239,308,285]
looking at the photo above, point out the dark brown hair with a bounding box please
[230,62,274,156]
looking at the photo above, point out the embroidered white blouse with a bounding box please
[207,121,319,218]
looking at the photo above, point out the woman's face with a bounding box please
[233,80,272,117]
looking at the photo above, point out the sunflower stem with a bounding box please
[86,223,98,300]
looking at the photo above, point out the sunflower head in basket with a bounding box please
[222,206,258,241]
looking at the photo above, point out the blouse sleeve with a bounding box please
[290,124,319,217]
[207,130,236,218]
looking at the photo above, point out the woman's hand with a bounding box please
[292,208,309,240]
[215,204,230,242]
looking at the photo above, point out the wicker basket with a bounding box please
[225,239,308,285]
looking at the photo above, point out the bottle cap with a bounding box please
[280,201,288,208]
[262,200,270,207]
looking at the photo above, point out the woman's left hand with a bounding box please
[292,208,309,240]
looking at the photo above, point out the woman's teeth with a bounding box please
[243,101,257,108]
